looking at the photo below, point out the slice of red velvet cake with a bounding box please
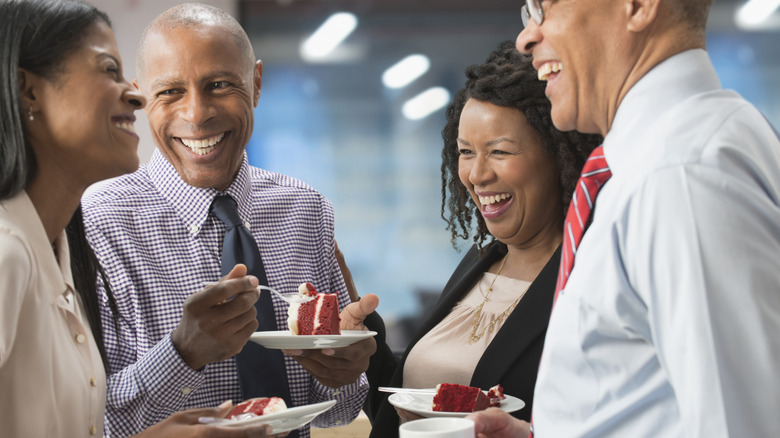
[229,397,287,420]
[432,383,489,413]
[287,282,341,335]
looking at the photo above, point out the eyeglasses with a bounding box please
[521,0,544,27]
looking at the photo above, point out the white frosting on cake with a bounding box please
[312,296,326,331]
[288,283,314,334]
[263,397,287,414]
[287,302,301,335]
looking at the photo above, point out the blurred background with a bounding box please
[90,0,780,355]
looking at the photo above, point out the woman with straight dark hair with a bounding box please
[0,1,268,436]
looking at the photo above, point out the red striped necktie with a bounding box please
[530,146,611,437]
[554,145,612,302]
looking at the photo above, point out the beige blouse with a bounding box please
[403,272,531,389]
[0,191,106,437]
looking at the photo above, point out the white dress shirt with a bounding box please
[533,50,780,437]
[0,191,106,437]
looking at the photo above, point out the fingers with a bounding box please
[177,402,273,437]
[214,400,234,417]
[214,306,259,341]
[208,424,272,437]
[286,337,376,361]
[172,266,261,370]
[188,275,259,312]
[395,407,423,423]
[283,337,375,388]
[357,293,379,315]
[207,290,259,324]
[184,290,258,342]
[172,400,234,423]
[339,293,379,329]
[331,336,377,360]
[466,408,529,438]
[289,356,348,388]
[225,263,249,279]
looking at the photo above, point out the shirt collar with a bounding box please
[54,228,75,296]
[147,149,253,235]
[603,49,721,174]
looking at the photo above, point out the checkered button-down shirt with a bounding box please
[82,150,367,437]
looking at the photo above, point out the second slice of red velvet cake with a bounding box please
[287,282,341,335]
[229,397,287,419]
[431,383,490,413]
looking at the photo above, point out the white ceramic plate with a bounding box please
[388,390,525,418]
[249,330,377,349]
[218,399,337,432]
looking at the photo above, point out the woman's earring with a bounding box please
[28,106,34,121]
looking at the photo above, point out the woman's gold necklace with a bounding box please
[468,255,531,344]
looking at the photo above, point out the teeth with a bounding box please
[538,62,563,81]
[479,193,511,205]
[180,133,225,156]
[115,121,136,134]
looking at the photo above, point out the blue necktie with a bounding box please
[210,196,295,424]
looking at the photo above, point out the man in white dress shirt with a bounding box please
[468,0,780,436]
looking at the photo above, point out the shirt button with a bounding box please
[182,387,192,395]
[75,333,86,344]
[89,425,96,435]
[189,224,199,234]
[244,221,251,230]
[90,377,96,387]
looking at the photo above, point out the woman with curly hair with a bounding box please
[358,41,602,437]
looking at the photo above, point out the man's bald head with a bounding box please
[136,3,255,84]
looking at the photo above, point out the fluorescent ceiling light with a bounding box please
[402,87,451,120]
[736,0,780,28]
[301,12,358,61]
[382,54,431,89]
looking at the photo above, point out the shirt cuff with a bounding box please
[310,372,369,427]
[136,333,207,409]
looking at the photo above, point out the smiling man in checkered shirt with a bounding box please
[81,4,374,437]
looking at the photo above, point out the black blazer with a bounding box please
[364,243,560,438]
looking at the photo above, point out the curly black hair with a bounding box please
[441,41,602,249]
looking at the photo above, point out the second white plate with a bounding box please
[250,330,377,349]
[388,390,525,418]
[219,399,337,433]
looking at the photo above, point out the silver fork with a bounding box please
[201,282,315,304]
[257,285,315,304]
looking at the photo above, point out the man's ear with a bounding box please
[626,0,661,32]
[253,59,263,107]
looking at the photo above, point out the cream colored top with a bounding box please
[403,273,531,388]
[0,191,106,437]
